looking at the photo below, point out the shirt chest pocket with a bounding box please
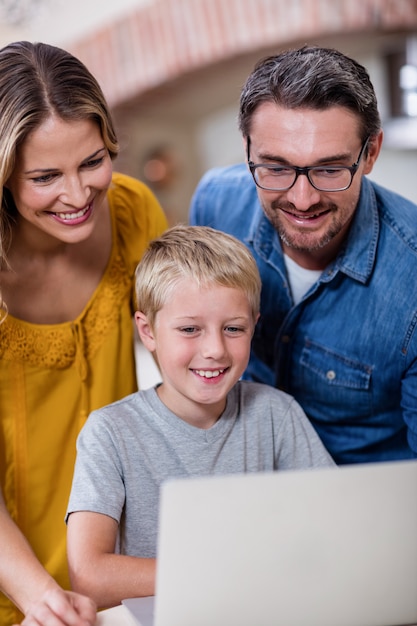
[297,339,373,420]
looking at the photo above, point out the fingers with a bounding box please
[17,588,97,626]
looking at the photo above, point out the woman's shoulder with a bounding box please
[109,171,152,199]
[108,172,167,226]
[108,172,168,260]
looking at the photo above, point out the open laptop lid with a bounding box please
[122,597,154,626]
[125,460,417,626]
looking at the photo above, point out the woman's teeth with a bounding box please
[195,369,225,379]
[57,205,90,220]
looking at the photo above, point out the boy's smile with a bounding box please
[136,279,256,429]
[193,367,227,379]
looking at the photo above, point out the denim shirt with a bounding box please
[190,163,417,464]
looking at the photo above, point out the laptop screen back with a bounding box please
[150,461,417,626]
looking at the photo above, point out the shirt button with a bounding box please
[281,335,291,343]
[326,370,336,380]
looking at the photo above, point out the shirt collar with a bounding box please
[333,177,379,283]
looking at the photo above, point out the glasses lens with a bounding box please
[254,165,353,191]
[254,166,295,190]
[309,167,352,191]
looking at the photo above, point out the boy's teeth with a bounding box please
[195,369,224,379]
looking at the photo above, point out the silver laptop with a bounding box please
[123,459,417,626]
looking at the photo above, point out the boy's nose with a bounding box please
[200,330,226,359]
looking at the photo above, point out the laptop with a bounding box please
[122,459,417,626]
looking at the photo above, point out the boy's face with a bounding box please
[135,279,257,429]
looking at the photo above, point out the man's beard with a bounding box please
[266,200,344,252]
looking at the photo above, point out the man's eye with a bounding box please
[267,166,292,176]
[315,167,345,177]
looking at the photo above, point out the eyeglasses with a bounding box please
[247,136,370,192]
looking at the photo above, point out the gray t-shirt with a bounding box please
[66,381,334,557]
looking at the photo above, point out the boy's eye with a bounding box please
[225,326,244,334]
[180,326,198,334]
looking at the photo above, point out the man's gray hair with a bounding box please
[239,45,381,142]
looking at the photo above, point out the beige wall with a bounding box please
[0,0,149,46]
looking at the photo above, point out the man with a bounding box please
[189,45,417,465]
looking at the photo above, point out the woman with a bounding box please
[0,41,168,625]
[0,487,96,625]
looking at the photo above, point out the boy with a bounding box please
[66,225,334,609]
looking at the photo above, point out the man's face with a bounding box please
[247,102,381,269]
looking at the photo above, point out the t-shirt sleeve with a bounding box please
[273,394,336,469]
[66,411,126,524]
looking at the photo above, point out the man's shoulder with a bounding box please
[371,181,417,227]
[190,163,259,229]
[372,181,417,252]
[198,162,252,187]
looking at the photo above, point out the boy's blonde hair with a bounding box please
[135,224,261,327]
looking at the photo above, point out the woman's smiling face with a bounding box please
[6,115,113,245]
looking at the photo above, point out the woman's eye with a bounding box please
[83,157,104,168]
[31,173,57,184]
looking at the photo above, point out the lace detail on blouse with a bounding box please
[0,253,131,369]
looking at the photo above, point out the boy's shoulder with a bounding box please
[235,380,296,407]
[92,390,140,414]
[85,388,154,430]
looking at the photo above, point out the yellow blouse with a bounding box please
[0,173,168,625]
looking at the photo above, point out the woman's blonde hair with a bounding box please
[0,40,119,267]
[135,224,261,328]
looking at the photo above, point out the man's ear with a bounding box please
[134,311,156,352]
[363,130,383,175]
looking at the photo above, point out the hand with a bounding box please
[14,588,97,626]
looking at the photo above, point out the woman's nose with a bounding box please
[60,176,90,208]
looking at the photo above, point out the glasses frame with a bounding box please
[247,136,370,192]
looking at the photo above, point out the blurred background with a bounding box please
[1,0,416,228]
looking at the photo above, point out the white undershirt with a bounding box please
[284,254,322,305]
